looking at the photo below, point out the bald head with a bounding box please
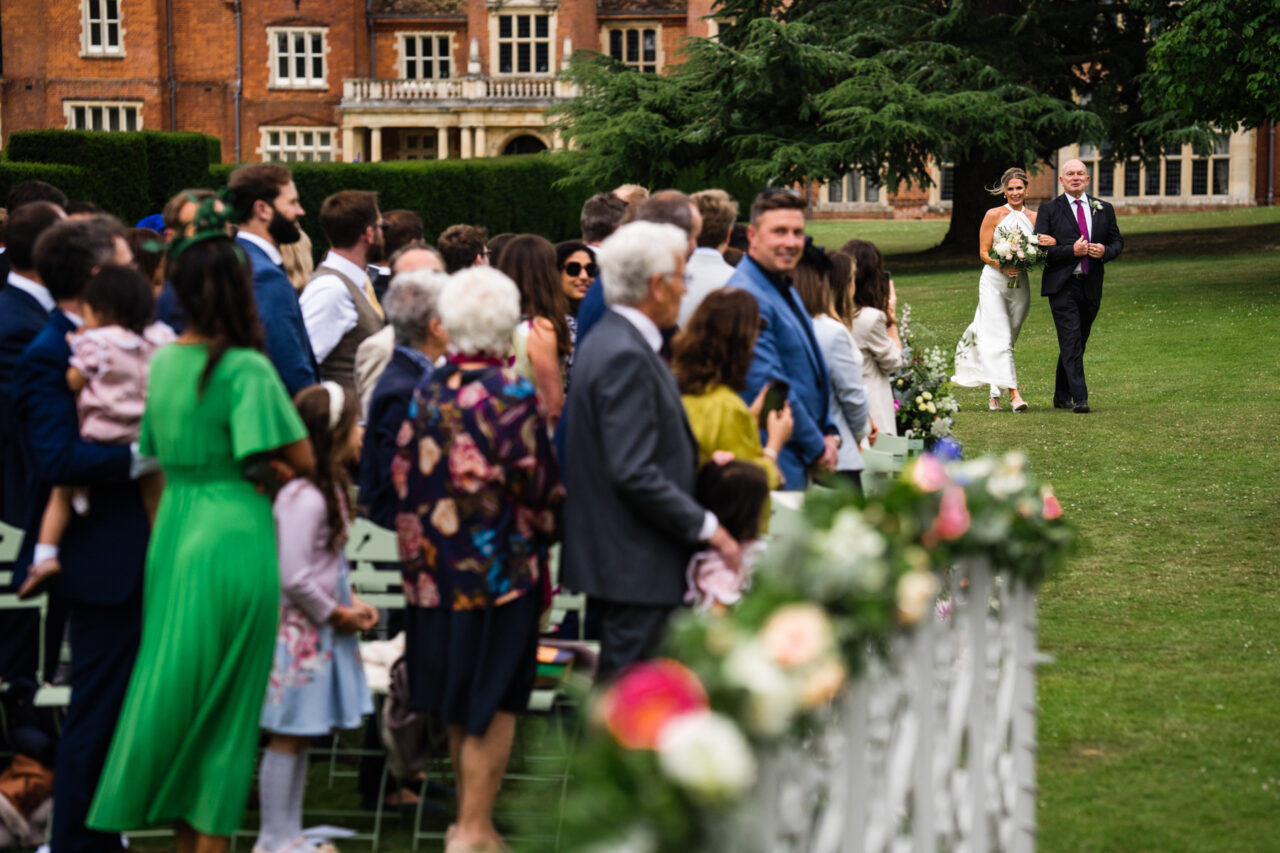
[1060,159,1090,197]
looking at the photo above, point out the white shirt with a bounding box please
[1063,191,1094,275]
[678,247,736,328]
[609,303,719,543]
[236,230,284,267]
[7,271,55,313]
[300,251,378,363]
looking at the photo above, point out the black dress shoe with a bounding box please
[1054,400,1074,410]
[1073,402,1090,413]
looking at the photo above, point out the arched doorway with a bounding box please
[502,135,548,155]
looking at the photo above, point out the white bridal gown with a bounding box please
[952,204,1033,397]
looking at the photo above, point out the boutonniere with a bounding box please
[1089,198,1103,214]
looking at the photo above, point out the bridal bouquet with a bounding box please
[989,227,1046,287]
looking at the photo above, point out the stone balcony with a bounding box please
[339,76,580,109]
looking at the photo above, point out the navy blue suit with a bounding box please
[574,275,607,345]
[727,256,834,490]
[155,280,187,334]
[15,310,146,853]
[358,349,429,529]
[238,236,320,396]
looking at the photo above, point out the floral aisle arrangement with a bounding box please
[988,226,1047,287]
[891,305,959,446]
[517,452,1075,852]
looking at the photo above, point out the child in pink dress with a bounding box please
[22,266,172,596]
[684,459,771,612]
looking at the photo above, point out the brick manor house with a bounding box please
[1,0,1275,217]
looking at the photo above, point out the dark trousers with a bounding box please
[1048,274,1102,406]
[51,592,141,853]
[594,600,674,683]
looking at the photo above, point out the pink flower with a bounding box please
[910,453,949,493]
[418,435,442,475]
[893,398,901,412]
[448,432,503,493]
[932,485,971,541]
[431,498,459,536]
[395,512,424,563]
[396,419,414,448]
[390,454,410,499]
[457,382,489,409]
[1042,489,1063,520]
[597,659,709,750]
[409,572,440,607]
[759,603,835,670]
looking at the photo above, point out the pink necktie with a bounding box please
[1074,199,1090,274]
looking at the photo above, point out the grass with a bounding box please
[130,208,1280,852]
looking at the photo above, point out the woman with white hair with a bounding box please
[393,266,563,853]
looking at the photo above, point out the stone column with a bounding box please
[342,126,358,163]
[370,127,383,163]
[474,125,487,159]
[460,126,473,160]
[437,126,449,160]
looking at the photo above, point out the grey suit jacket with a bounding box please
[562,310,707,606]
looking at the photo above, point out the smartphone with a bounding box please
[758,379,791,430]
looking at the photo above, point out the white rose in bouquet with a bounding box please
[657,711,757,802]
[992,240,1012,258]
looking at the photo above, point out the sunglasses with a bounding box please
[563,261,598,278]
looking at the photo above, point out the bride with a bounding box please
[953,167,1055,411]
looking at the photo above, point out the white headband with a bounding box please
[321,381,345,430]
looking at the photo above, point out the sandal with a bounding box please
[1010,393,1028,413]
[988,397,1001,411]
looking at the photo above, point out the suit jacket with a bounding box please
[0,286,50,552]
[727,256,834,489]
[1034,194,1124,297]
[354,325,396,420]
[13,311,146,604]
[813,314,870,471]
[562,310,706,606]
[572,274,607,345]
[358,348,428,530]
[678,247,735,328]
[238,236,321,396]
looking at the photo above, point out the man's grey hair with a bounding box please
[597,221,687,308]
[384,269,449,348]
[439,267,522,358]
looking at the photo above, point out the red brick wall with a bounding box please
[1255,121,1278,206]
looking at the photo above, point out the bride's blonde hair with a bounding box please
[986,167,1029,197]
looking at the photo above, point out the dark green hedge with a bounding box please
[7,129,220,223]
[0,161,88,206]
[211,153,595,254]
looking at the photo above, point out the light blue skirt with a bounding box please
[260,563,374,735]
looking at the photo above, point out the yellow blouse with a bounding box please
[681,384,783,491]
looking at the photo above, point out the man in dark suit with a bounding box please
[14,216,150,853]
[0,181,70,286]
[357,268,449,529]
[0,201,66,687]
[562,220,741,681]
[227,164,320,396]
[1034,158,1124,413]
[728,188,838,488]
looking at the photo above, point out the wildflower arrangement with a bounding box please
[988,226,1047,287]
[891,306,958,445]
[520,453,1075,852]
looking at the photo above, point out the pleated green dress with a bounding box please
[88,345,307,837]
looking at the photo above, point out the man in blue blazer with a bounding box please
[227,163,320,396]
[726,189,838,489]
[0,201,67,686]
[15,216,151,853]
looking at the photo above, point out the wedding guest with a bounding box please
[556,240,594,383]
[126,227,165,296]
[156,188,219,333]
[495,234,572,430]
[792,244,872,490]
[579,192,627,249]
[370,209,424,300]
[437,224,489,273]
[300,190,388,392]
[279,228,315,293]
[684,460,770,613]
[88,222,312,852]
[395,266,563,853]
[679,189,739,327]
[255,382,377,853]
[844,238,906,438]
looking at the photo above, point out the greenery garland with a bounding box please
[518,452,1075,852]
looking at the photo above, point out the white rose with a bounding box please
[657,711,757,801]
[723,643,797,736]
[992,240,1011,257]
[896,570,940,626]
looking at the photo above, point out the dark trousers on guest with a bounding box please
[594,600,674,683]
[1048,273,1102,407]
[51,592,141,853]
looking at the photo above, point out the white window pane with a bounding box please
[109,108,120,131]
[517,15,530,38]
[405,37,415,58]
[312,56,322,79]
[74,106,86,129]
[278,33,288,53]
[286,131,297,145]
[535,15,548,38]
[269,131,280,145]
[91,107,104,130]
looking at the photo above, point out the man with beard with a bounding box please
[299,191,388,392]
[228,164,320,395]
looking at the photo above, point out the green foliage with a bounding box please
[141,131,222,215]
[7,130,151,222]
[0,160,88,203]
[211,154,595,254]
[1143,0,1280,131]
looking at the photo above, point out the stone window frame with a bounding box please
[258,126,337,163]
[397,31,454,81]
[601,24,662,73]
[821,173,886,208]
[490,9,558,77]
[268,27,330,90]
[1078,136,1235,201]
[81,0,125,58]
[63,100,141,132]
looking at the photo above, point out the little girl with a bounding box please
[255,382,378,853]
[19,265,172,599]
[685,458,771,612]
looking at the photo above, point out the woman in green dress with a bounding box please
[88,224,314,853]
